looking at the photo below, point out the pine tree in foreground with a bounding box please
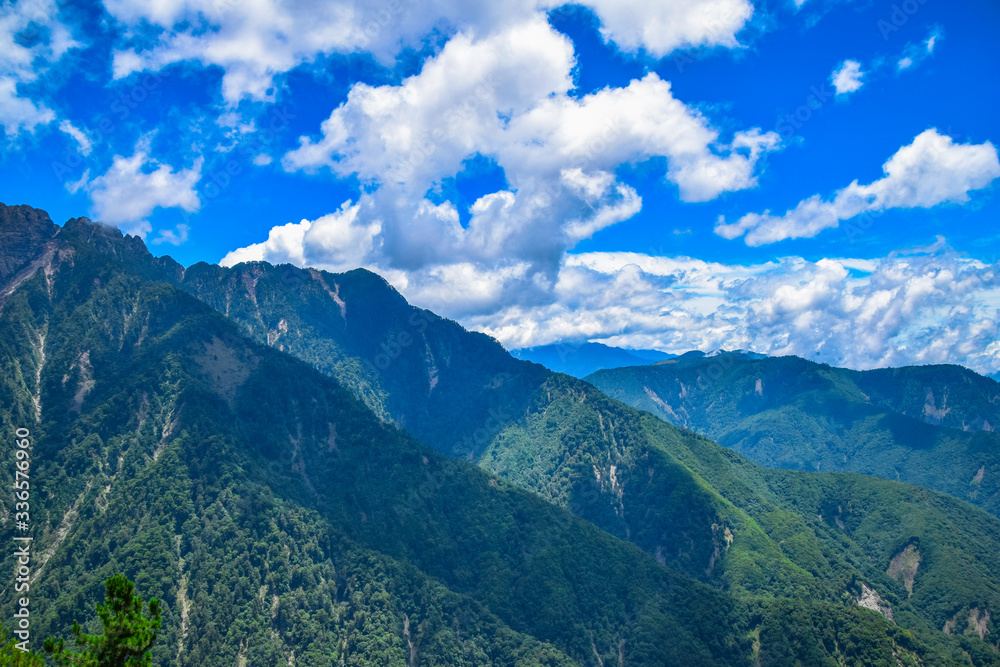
[0,625,44,666]
[44,574,161,666]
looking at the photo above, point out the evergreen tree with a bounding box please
[0,624,44,666]
[44,574,161,666]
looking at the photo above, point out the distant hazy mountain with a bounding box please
[510,342,675,377]
[665,349,769,364]
[587,352,1000,516]
[4,203,1000,663]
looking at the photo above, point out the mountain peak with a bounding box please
[61,215,114,237]
[0,202,59,281]
[58,214,186,282]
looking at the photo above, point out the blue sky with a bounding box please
[2,0,999,372]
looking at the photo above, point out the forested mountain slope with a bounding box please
[2,203,998,664]
[851,363,1000,432]
[586,353,1000,516]
[105,209,1000,650]
[0,204,747,665]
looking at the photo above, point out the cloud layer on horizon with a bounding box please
[478,243,1000,374]
[225,234,1000,374]
[469,244,1000,375]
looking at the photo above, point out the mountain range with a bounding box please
[1,202,998,665]
[586,352,1000,518]
[510,343,675,378]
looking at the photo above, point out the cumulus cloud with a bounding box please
[574,0,753,56]
[104,0,754,103]
[105,0,765,285]
[283,25,778,201]
[0,0,78,136]
[283,18,576,188]
[79,137,203,237]
[221,19,778,314]
[831,60,864,96]
[223,201,380,271]
[716,129,1000,246]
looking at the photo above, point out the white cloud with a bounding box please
[103,1,764,262]
[831,59,864,96]
[152,223,190,245]
[0,0,78,136]
[828,27,942,91]
[221,19,778,316]
[897,26,942,71]
[281,20,777,224]
[283,18,577,189]
[221,201,380,271]
[0,77,54,135]
[65,169,90,195]
[59,120,92,155]
[716,129,1000,246]
[283,24,780,209]
[104,0,754,104]
[571,0,753,56]
[79,137,203,237]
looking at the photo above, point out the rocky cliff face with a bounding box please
[0,203,58,281]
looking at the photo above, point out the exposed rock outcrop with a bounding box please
[856,583,894,622]
[887,544,921,596]
[0,203,57,282]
